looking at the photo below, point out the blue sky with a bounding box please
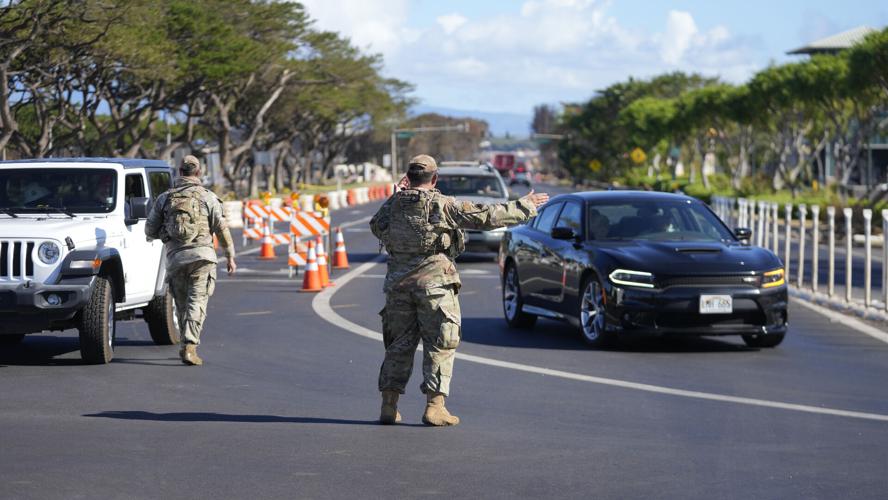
[300,0,887,128]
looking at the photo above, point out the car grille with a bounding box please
[658,275,761,289]
[0,240,35,281]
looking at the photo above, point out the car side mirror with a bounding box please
[734,227,752,244]
[551,226,577,240]
[126,197,150,225]
[508,192,520,201]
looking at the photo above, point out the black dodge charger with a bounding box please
[498,191,788,348]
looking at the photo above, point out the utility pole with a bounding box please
[390,123,469,180]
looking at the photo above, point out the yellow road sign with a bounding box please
[630,147,647,165]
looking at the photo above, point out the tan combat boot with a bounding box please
[379,390,402,425]
[422,392,460,426]
[181,344,203,366]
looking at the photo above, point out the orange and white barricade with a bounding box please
[290,211,330,239]
[287,240,308,278]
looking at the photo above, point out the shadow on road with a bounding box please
[463,317,757,354]
[0,335,83,366]
[83,411,425,427]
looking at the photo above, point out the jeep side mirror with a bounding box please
[127,197,150,225]
[551,226,577,240]
[734,227,752,244]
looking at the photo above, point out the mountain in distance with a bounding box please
[410,105,532,138]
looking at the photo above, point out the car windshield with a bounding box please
[0,168,117,214]
[587,199,734,242]
[436,175,504,198]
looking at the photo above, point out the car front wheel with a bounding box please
[79,275,115,364]
[502,264,536,328]
[579,277,613,347]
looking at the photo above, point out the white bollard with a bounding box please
[863,209,872,308]
[339,190,348,209]
[772,203,780,255]
[797,204,807,288]
[756,201,765,247]
[844,208,853,303]
[883,209,888,312]
[762,201,771,249]
[811,205,820,293]
[784,203,793,284]
[223,200,245,229]
[299,194,314,212]
[827,207,836,298]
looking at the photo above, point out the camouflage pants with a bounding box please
[378,285,461,396]
[169,260,217,345]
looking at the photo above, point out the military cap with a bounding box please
[408,154,437,173]
[181,154,200,175]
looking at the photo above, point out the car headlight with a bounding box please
[38,242,60,264]
[762,268,785,288]
[608,269,655,289]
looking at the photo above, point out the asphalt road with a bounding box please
[1,183,887,499]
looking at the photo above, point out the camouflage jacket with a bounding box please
[370,188,537,292]
[145,177,235,271]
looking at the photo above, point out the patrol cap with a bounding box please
[407,154,437,174]
[181,154,200,175]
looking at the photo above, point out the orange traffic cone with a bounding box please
[316,235,334,287]
[299,241,323,293]
[332,227,349,269]
[258,219,276,260]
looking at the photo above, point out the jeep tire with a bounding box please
[145,288,180,345]
[79,275,115,364]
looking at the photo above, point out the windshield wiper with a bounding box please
[34,205,76,217]
[0,207,19,218]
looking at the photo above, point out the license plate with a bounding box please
[699,294,732,314]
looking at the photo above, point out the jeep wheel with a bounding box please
[79,275,115,364]
[145,288,180,345]
[0,334,25,346]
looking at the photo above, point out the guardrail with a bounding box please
[712,196,887,317]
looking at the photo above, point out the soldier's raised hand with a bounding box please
[522,190,549,208]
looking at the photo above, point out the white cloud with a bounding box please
[300,0,761,119]
[297,0,411,57]
[660,11,698,65]
[437,13,467,35]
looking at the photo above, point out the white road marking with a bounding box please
[790,297,888,345]
[235,310,273,316]
[312,257,888,423]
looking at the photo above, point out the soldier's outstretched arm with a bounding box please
[444,190,549,231]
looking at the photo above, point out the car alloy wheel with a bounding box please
[580,279,608,345]
[503,266,519,321]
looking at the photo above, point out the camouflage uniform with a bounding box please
[370,185,537,396]
[145,176,235,345]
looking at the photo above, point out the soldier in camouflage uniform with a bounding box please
[370,155,548,426]
[145,155,237,366]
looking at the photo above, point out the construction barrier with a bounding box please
[290,211,330,238]
[347,189,357,206]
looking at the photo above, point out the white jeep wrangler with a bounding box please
[0,158,179,363]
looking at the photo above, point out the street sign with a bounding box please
[630,147,647,165]
[396,131,415,139]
